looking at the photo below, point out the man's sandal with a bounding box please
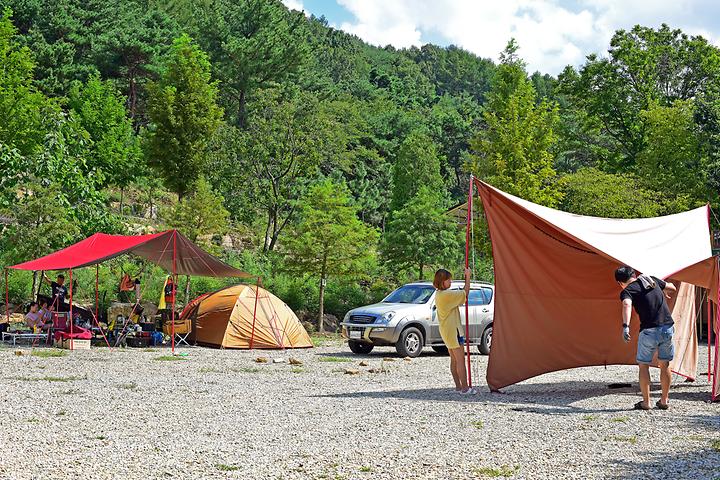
[655,400,669,410]
[633,401,650,410]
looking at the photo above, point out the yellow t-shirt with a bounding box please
[435,289,466,349]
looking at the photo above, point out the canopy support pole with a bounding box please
[464,174,474,388]
[171,231,177,355]
[713,271,719,400]
[69,269,74,350]
[708,293,712,379]
[4,269,9,324]
[95,264,99,324]
[249,277,261,350]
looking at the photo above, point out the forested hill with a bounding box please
[2,0,720,324]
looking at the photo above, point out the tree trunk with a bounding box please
[318,258,328,333]
[119,187,124,216]
[263,209,273,252]
[237,90,247,129]
[31,271,38,302]
[184,275,191,306]
[318,276,325,333]
[418,264,424,281]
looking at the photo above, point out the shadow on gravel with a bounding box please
[314,351,459,359]
[315,380,718,414]
[609,446,720,480]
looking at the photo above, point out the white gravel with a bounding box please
[0,340,718,480]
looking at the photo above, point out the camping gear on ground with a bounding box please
[6,230,251,353]
[54,326,92,350]
[126,336,150,348]
[181,284,312,349]
[163,318,191,347]
[452,178,719,401]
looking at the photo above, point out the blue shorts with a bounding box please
[636,325,674,364]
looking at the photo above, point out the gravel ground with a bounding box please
[0,339,718,480]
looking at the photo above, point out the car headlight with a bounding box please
[343,312,351,323]
[377,311,396,324]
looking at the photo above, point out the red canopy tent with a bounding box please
[5,230,251,352]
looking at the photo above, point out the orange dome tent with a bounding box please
[181,285,312,349]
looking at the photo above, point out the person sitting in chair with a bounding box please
[25,302,50,332]
[38,299,53,325]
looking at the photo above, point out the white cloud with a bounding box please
[335,0,720,75]
[282,0,306,13]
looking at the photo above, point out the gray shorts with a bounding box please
[637,325,674,364]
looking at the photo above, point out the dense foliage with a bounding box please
[1,2,719,325]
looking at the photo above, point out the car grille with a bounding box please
[350,314,376,324]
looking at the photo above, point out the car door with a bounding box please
[476,287,494,332]
[428,296,441,344]
[466,289,486,341]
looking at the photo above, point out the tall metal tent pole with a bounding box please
[171,230,177,355]
[713,269,719,400]
[249,277,261,350]
[708,294,712,379]
[69,269,74,350]
[464,175,474,388]
[4,269,9,324]
[95,264,99,323]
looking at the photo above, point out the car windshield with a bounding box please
[382,285,435,304]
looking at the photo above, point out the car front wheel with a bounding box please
[396,327,424,357]
[478,325,492,355]
[348,340,374,354]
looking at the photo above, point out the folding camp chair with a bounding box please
[163,318,192,347]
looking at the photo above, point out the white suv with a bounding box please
[340,281,495,357]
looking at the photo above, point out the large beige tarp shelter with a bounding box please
[469,180,718,399]
[181,284,312,349]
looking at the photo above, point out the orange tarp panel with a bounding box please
[476,180,712,391]
[184,285,312,350]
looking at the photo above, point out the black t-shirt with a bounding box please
[620,276,673,331]
[50,281,67,306]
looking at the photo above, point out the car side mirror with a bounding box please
[432,305,437,310]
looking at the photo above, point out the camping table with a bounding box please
[1,332,48,346]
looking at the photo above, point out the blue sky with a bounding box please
[283,0,720,75]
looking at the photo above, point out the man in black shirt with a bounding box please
[43,273,69,312]
[615,265,677,410]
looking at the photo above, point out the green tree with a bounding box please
[637,100,709,203]
[68,73,141,209]
[165,176,230,304]
[192,0,308,127]
[165,176,229,245]
[381,187,461,280]
[560,25,720,169]
[467,40,562,207]
[559,168,663,218]
[391,130,443,212]
[145,34,223,199]
[0,9,51,156]
[0,180,80,295]
[92,2,178,122]
[283,180,378,332]
[231,89,342,252]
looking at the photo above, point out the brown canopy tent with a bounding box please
[452,177,718,401]
[180,285,312,349]
[4,230,251,352]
